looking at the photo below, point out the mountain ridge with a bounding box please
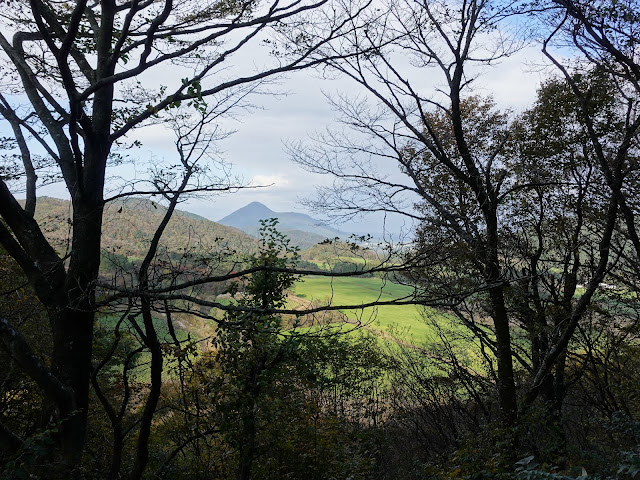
[218,202,343,247]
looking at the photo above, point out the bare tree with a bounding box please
[289,0,526,428]
[289,0,631,437]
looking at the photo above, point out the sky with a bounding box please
[28,26,550,239]
[183,43,548,235]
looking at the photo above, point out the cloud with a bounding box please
[19,36,550,241]
[249,174,290,187]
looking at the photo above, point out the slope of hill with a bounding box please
[30,196,257,260]
[218,202,343,247]
[240,224,328,250]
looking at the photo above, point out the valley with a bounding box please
[29,196,430,347]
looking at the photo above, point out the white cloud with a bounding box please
[249,174,290,187]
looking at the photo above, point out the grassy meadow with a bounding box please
[291,275,495,376]
[293,275,441,343]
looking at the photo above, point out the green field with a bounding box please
[293,275,441,343]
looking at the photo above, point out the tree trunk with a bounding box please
[488,286,518,428]
[51,197,104,465]
[485,211,518,429]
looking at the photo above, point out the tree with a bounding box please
[538,0,640,285]
[0,0,369,474]
[207,220,387,479]
[289,0,632,439]
[213,220,301,480]
[147,221,388,480]
[290,0,526,428]
[518,0,640,417]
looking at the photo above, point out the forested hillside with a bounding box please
[31,197,257,261]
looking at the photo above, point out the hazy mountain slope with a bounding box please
[237,224,327,250]
[218,202,343,243]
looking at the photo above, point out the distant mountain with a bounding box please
[218,202,344,248]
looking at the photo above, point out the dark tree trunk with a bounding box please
[237,353,266,480]
[52,197,104,464]
[488,286,518,428]
[485,212,518,429]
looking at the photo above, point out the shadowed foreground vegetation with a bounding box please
[4,226,640,479]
